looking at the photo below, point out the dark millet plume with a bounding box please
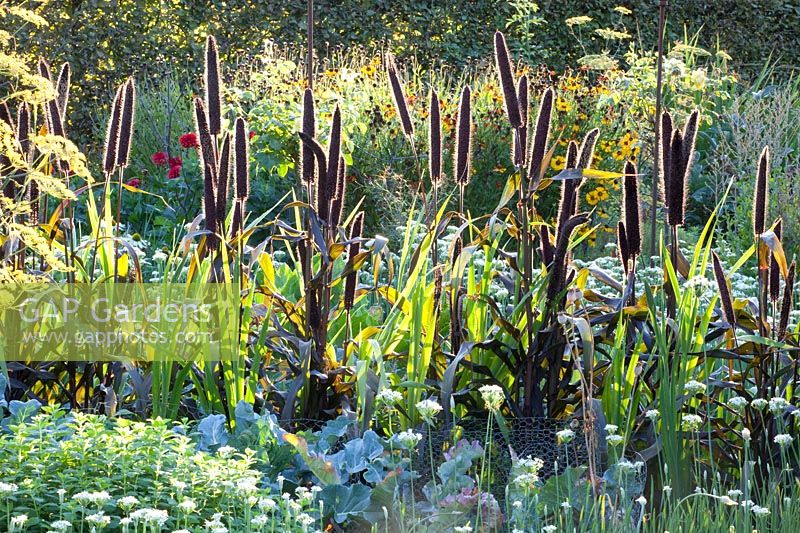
[493,31,521,128]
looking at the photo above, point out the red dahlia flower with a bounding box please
[168,165,181,179]
[127,178,141,188]
[168,156,182,167]
[179,132,199,149]
[151,152,168,166]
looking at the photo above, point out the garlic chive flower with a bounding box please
[750,398,768,411]
[395,429,423,449]
[416,399,443,424]
[684,380,706,395]
[752,505,770,516]
[376,389,403,409]
[681,414,703,431]
[769,397,790,414]
[479,384,505,412]
[727,397,748,413]
[0,482,18,497]
[556,428,575,444]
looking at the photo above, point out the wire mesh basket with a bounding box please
[414,416,594,502]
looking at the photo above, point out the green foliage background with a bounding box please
[17,0,800,139]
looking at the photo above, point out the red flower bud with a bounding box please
[126,178,141,188]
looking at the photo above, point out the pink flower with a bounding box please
[151,152,168,166]
[179,132,199,149]
[127,178,141,188]
[168,165,181,179]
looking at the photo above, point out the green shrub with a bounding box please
[705,82,800,255]
[17,0,800,145]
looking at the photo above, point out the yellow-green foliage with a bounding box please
[0,4,90,278]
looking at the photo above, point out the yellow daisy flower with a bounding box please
[551,155,567,171]
[556,98,572,113]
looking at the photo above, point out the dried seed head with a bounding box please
[527,88,554,190]
[493,31,521,128]
[623,160,641,257]
[301,88,316,183]
[712,251,736,328]
[330,156,347,228]
[753,145,770,236]
[194,97,217,188]
[778,261,796,339]
[202,162,218,247]
[769,218,783,302]
[325,104,342,209]
[617,221,630,274]
[514,75,529,167]
[660,111,673,204]
[216,133,231,228]
[429,89,442,185]
[344,211,364,311]
[386,53,414,138]
[205,35,223,135]
[454,86,472,185]
[667,129,685,226]
[38,58,52,81]
[298,132,328,219]
[566,140,579,169]
[102,85,124,174]
[517,75,529,127]
[56,62,70,124]
[28,180,39,225]
[555,141,580,239]
[577,128,600,170]
[38,59,65,139]
[116,78,136,167]
[681,109,699,174]
[234,117,250,200]
[16,102,31,160]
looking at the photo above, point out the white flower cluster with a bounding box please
[395,429,423,449]
[681,414,703,431]
[376,388,403,409]
[556,428,575,444]
[683,380,706,395]
[769,397,790,414]
[0,482,18,497]
[130,508,169,526]
[72,490,112,507]
[479,384,504,411]
[415,399,442,424]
